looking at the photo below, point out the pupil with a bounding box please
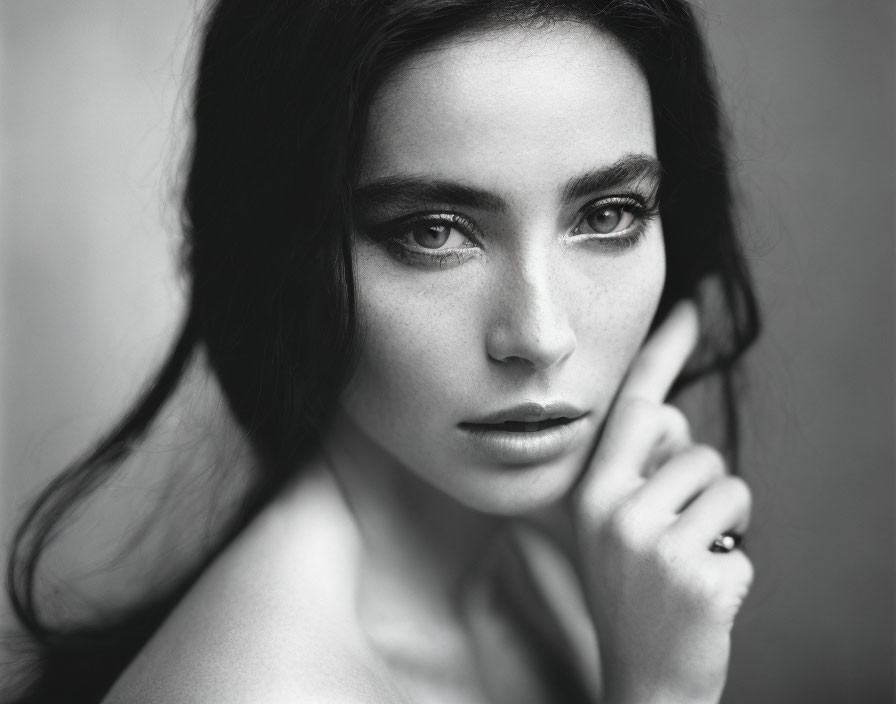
[413,223,451,249]
[588,207,622,234]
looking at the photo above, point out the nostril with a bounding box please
[494,354,535,367]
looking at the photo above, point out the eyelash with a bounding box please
[366,195,658,268]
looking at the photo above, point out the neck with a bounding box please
[320,409,504,617]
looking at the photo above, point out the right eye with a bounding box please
[368,212,482,269]
[404,220,471,250]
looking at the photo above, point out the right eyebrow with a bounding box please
[353,177,508,214]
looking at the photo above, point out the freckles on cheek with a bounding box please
[574,240,666,386]
[601,271,663,345]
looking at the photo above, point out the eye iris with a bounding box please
[587,206,623,234]
[412,223,451,249]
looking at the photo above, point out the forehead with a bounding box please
[358,21,655,189]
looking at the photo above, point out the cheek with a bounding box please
[339,256,479,432]
[568,230,667,399]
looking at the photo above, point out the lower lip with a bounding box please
[458,416,587,466]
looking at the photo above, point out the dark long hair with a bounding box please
[4,1,759,701]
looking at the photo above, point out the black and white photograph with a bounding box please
[0,1,893,702]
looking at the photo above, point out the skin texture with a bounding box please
[340,21,666,514]
[330,19,753,703]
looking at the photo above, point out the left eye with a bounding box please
[578,203,637,235]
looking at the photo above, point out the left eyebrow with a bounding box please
[353,153,663,214]
[561,154,663,203]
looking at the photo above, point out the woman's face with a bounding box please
[339,20,665,515]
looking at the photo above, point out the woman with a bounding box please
[5,0,760,702]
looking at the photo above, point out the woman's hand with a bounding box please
[571,301,753,704]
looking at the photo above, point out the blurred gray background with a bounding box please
[1,1,893,702]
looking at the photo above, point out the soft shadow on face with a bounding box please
[338,20,665,515]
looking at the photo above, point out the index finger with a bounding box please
[617,299,700,404]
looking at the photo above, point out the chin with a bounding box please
[430,451,586,517]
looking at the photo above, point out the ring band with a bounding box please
[710,532,742,553]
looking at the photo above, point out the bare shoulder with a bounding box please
[102,461,404,704]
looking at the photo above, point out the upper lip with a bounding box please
[461,401,587,425]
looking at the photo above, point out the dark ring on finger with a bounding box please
[710,532,743,553]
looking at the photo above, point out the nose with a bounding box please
[485,256,576,371]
